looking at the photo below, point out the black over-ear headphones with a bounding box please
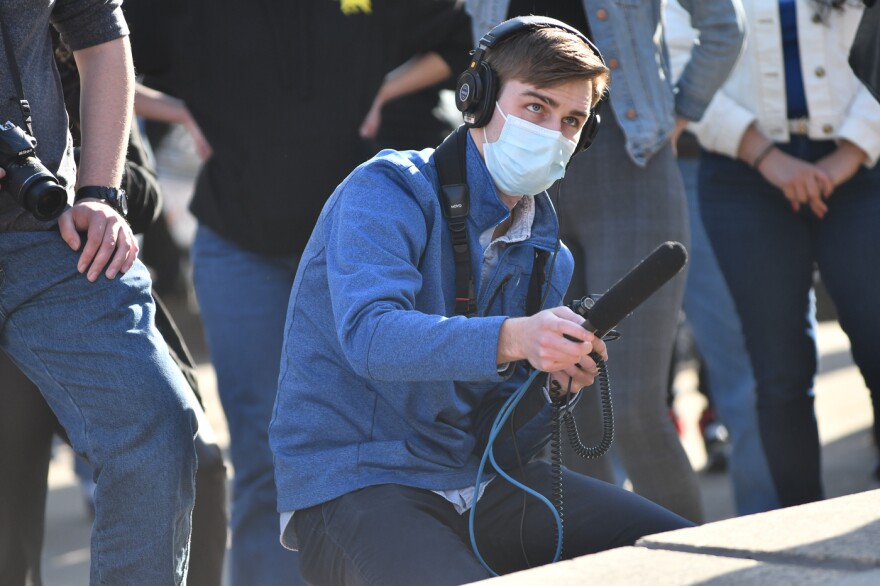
[454,15,607,154]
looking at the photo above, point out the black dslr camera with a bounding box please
[0,120,68,220]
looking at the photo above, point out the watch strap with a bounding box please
[74,185,127,215]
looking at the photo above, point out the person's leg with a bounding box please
[188,419,229,586]
[293,485,493,586]
[474,461,693,574]
[699,148,821,507]
[0,351,56,586]
[815,160,880,471]
[0,232,198,584]
[1,350,226,586]
[678,156,779,515]
[153,290,228,586]
[72,452,97,518]
[191,225,302,586]
[559,117,703,523]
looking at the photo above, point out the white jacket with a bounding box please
[666,0,880,166]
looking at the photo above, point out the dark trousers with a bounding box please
[0,350,228,586]
[699,137,880,506]
[292,461,692,586]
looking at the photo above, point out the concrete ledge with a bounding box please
[471,489,880,585]
[470,547,864,585]
[639,489,880,567]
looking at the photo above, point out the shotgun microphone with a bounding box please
[573,241,688,338]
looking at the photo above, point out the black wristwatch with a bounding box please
[74,185,128,217]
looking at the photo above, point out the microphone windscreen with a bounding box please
[587,241,687,336]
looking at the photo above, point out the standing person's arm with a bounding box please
[134,83,213,160]
[57,35,138,282]
[666,1,833,216]
[672,0,745,145]
[74,36,133,189]
[359,53,452,140]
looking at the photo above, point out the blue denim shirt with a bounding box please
[464,0,744,165]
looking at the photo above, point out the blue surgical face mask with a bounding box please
[483,103,577,196]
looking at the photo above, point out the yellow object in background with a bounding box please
[340,0,372,15]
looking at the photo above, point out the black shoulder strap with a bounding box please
[435,126,552,317]
[435,126,476,316]
[526,249,549,317]
[0,14,35,137]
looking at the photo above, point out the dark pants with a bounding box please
[557,112,701,523]
[698,136,880,506]
[292,461,692,586]
[0,350,228,586]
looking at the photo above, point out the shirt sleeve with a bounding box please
[673,0,745,122]
[51,0,129,52]
[837,83,880,168]
[688,90,756,159]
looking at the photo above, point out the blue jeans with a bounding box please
[191,225,305,585]
[0,231,198,585]
[0,350,229,586]
[698,137,880,506]
[678,156,779,515]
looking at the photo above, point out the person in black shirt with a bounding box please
[141,2,474,584]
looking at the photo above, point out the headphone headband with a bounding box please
[455,15,607,153]
[475,15,599,57]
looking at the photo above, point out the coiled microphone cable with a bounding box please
[549,350,614,558]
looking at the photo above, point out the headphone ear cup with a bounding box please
[455,69,481,116]
[457,62,497,128]
[470,62,497,128]
[575,107,601,154]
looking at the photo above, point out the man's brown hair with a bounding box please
[484,27,610,108]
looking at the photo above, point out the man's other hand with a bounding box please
[58,200,138,281]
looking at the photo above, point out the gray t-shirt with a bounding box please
[0,0,128,232]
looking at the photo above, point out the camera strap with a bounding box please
[435,125,477,317]
[434,125,549,318]
[0,14,36,137]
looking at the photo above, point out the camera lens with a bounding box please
[25,178,68,221]
[5,157,69,221]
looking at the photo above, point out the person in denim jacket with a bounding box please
[464,0,745,523]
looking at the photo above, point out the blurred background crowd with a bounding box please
[3,0,879,584]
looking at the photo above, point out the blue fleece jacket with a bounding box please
[269,132,574,513]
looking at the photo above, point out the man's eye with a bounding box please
[526,103,542,113]
[563,116,580,127]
